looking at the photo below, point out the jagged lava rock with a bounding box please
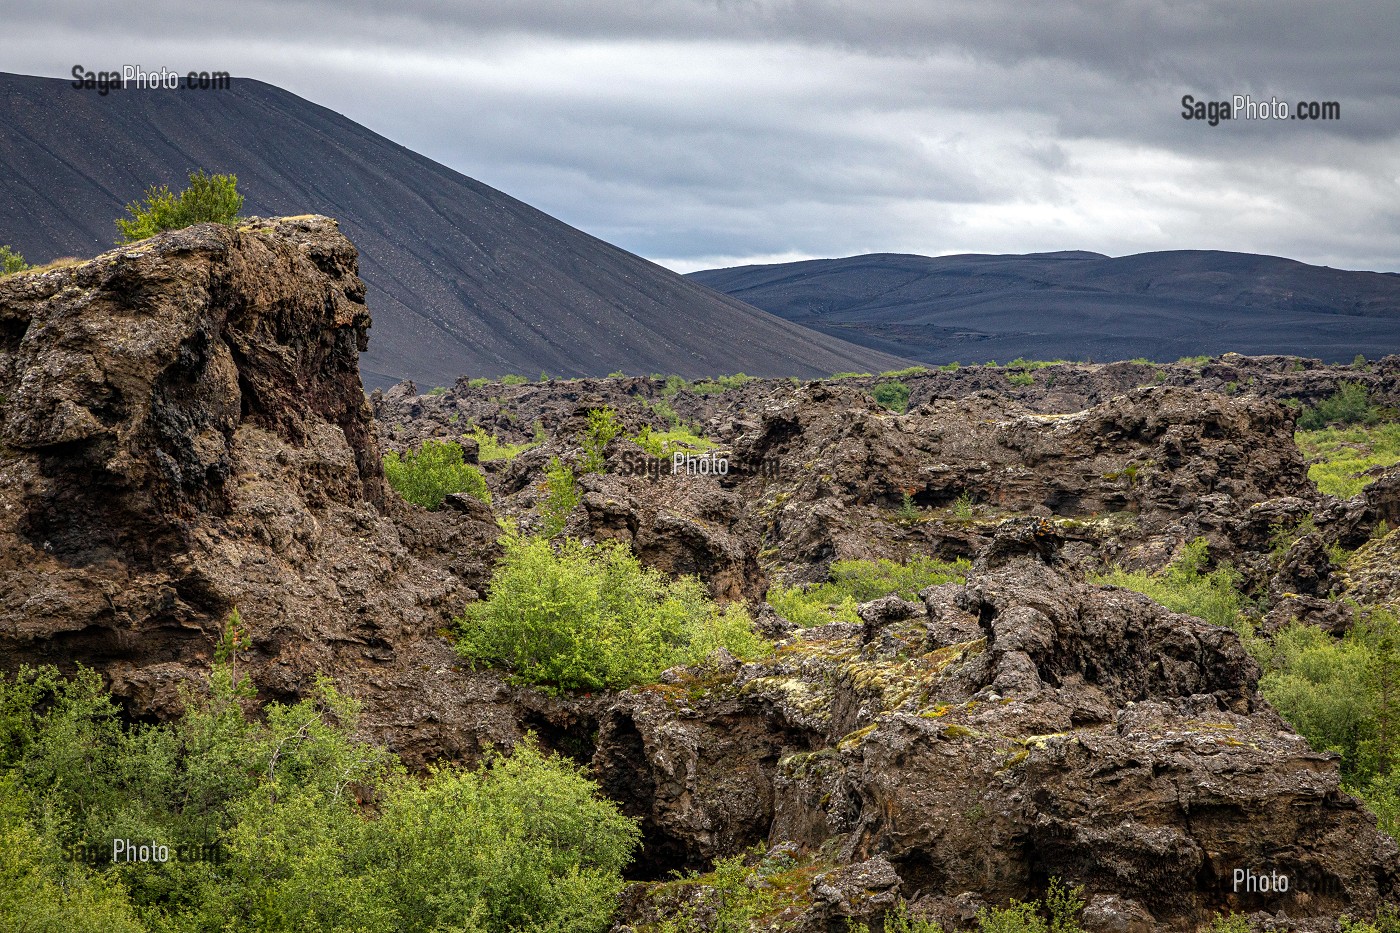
[601,521,1399,931]
[0,217,516,763]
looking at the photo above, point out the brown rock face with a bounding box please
[0,218,511,762]
[598,523,1399,930]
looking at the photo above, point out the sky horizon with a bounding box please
[7,2,1400,274]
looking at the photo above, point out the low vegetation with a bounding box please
[633,424,715,458]
[581,407,624,473]
[1091,538,1253,637]
[0,244,28,276]
[645,851,1089,933]
[116,170,244,243]
[1255,609,1400,837]
[1296,422,1400,498]
[690,373,755,395]
[766,556,971,627]
[468,424,537,462]
[1297,381,1389,431]
[0,649,638,933]
[872,380,911,412]
[383,439,490,509]
[456,536,768,691]
[539,456,581,537]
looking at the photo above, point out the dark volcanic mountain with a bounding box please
[0,73,907,388]
[690,251,1400,365]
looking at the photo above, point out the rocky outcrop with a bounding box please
[0,217,516,763]
[601,522,1399,931]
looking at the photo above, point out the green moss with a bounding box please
[766,556,970,627]
[1297,422,1400,498]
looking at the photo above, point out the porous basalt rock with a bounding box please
[602,522,1399,931]
[0,218,516,763]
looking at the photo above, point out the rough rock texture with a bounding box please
[0,217,522,763]
[602,522,1399,931]
[423,377,1317,597]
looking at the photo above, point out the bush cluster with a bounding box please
[115,170,244,243]
[0,245,28,276]
[633,424,715,458]
[383,439,490,509]
[1296,422,1400,499]
[1091,538,1253,636]
[580,407,623,473]
[1297,382,1379,430]
[873,380,911,412]
[0,659,637,933]
[766,556,970,627]
[457,536,768,691]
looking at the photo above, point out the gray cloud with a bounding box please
[7,1,1400,270]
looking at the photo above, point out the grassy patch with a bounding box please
[633,425,715,458]
[383,439,490,509]
[1091,538,1253,637]
[766,556,971,627]
[1297,422,1400,498]
[690,373,755,395]
[468,425,538,462]
[457,536,768,691]
[873,380,911,412]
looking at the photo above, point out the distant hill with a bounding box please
[689,251,1400,364]
[0,73,908,388]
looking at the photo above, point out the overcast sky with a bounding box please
[8,1,1400,272]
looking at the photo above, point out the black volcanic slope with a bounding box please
[690,251,1400,365]
[0,74,907,388]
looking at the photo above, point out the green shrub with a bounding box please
[115,169,244,243]
[831,371,871,380]
[0,655,636,933]
[1007,371,1035,387]
[539,457,580,537]
[1296,422,1400,498]
[1208,915,1254,933]
[873,380,911,412]
[895,491,921,525]
[457,536,768,691]
[383,439,490,509]
[580,407,623,473]
[1005,358,1066,371]
[766,556,970,627]
[1091,538,1252,636]
[691,373,754,395]
[1258,609,1400,784]
[654,851,776,933]
[1297,382,1381,430]
[0,245,28,276]
[880,366,930,378]
[646,398,683,428]
[634,425,714,458]
[974,879,1084,933]
[500,374,529,385]
[469,425,537,462]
